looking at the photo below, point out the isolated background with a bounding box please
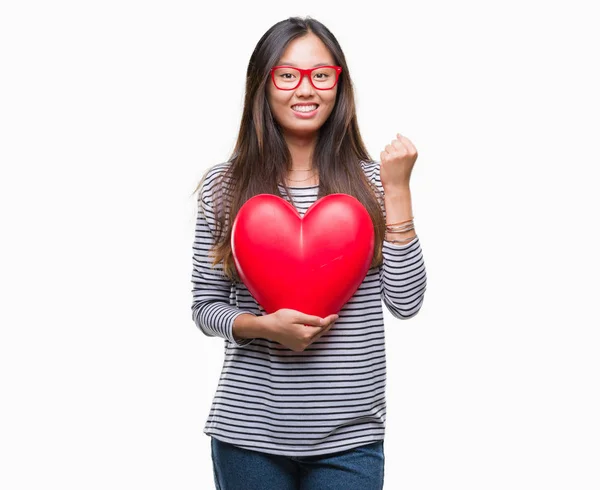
[1,0,599,488]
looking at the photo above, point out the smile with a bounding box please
[291,104,319,118]
[291,104,319,112]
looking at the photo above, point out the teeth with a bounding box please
[292,104,318,112]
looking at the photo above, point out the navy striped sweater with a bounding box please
[191,160,427,457]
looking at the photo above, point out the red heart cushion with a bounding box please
[231,193,375,318]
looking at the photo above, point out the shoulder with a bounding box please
[201,161,232,195]
[198,161,233,208]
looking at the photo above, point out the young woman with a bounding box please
[191,16,427,490]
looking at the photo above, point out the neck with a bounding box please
[282,130,317,170]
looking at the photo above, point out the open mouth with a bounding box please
[291,104,319,113]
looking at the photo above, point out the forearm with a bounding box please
[383,186,417,242]
[233,313,272,342]
[380,184,426,318]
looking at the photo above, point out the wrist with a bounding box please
[383,186,415,232]
[383,185,411,198]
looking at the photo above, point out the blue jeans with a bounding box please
[210,437,385,490]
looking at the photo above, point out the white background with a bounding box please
[1,1,599,488]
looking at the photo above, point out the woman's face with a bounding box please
[267,33,338,138]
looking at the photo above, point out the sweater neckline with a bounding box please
[278,182,319,191]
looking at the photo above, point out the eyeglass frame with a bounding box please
[269,65,343,91]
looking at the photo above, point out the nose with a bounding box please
[295,73,315,95]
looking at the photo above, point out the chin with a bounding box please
[284,125,322,136]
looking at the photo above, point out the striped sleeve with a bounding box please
[361,160,427,319]
[191,166,258,346]
[380,237,427,319]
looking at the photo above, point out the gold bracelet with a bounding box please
[386,218,414,232]
[385,217,414,226]
[386,224,415,233]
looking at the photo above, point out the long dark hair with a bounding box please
[194,16,386,282]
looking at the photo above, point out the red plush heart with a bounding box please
[231,193,375,318]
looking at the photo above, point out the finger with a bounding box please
[300,314,325,327]
[310,322,334,341]
[319,317,338,331]
[397,133,417,154]
[391,139,406,152]
[307,314,337,332]
[318,314,338,327]
[302,324,324,331]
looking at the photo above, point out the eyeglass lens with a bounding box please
[272,67,338,89]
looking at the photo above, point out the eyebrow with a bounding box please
[278,62,332,67]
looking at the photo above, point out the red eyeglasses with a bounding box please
[270,65,342,90]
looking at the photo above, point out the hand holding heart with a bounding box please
[380,133,418,190]
[262,309,339,352]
